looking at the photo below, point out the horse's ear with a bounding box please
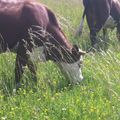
[72,44,79,51]
[72,45,79,55]
[72,44,86,55]
[78,48,86,55]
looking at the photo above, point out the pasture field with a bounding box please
[0,0,120,119]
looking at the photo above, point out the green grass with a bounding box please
[0,0,120,120]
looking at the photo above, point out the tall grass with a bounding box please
[0,0,120,120]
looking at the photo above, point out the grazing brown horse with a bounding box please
[0,0,85,89]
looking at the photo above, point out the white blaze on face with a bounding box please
[30,46,46,62]
[58,56,84,84]
[113,0,120,4]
